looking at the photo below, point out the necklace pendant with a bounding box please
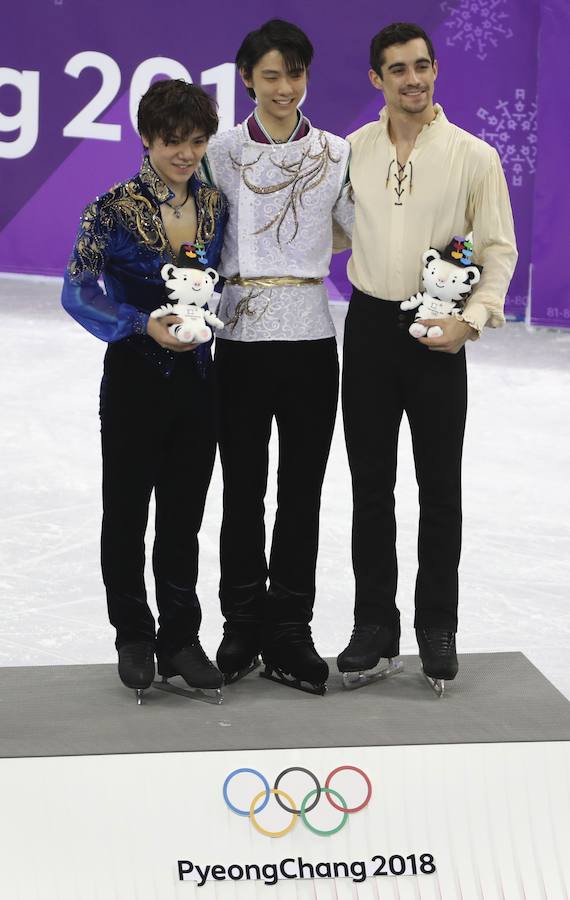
[173,207,182,218]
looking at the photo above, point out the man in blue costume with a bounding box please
[62,80,228,702]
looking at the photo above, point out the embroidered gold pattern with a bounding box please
[230,131,341,244]
[226,275,323,288]
[68,182,169,279]
[67,201,107,279]
[68,158,225,278]
[196,185,222,244]
[225,289,270,330]
[113,181,169,252]
[139,156,171,203]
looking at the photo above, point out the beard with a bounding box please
[399,90,430,113]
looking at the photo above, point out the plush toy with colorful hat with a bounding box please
[401,237,482,339]
[150,242,224,344]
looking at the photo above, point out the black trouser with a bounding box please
[215,338,339,624]
[342,289,467,631]
[100,345,216,654]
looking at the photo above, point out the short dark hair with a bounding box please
[137,79,218,146]
[236,19,313,99]
[370,22,436,76]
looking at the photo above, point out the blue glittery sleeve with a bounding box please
[61,200,149,343]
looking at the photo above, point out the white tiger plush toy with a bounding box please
[151,242,224,344]
[401,237,482,339]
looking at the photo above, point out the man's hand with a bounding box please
[147,314,199,352]
[418,318,478,353]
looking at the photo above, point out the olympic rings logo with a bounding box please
[223,766,372,838]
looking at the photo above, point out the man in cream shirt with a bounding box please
[336,22,517,693]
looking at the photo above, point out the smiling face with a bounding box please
[369,38,437,118]
[142,128,209,192]
[241,49,307,132]
[422,255,476,303]
[163,267,215,306]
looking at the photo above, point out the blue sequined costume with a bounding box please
[61,157,228,656]
[62,155,227,374]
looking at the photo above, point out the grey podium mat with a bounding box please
[1,652,569,759]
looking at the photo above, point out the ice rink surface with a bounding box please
[1,277,569,698]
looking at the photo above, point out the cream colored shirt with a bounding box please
[347,105,518,332]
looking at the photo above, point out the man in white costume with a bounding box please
[204,18,353,694]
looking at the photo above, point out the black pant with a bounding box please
[100,345,216,654]
[215,338,339,622]
[342,289,467,631]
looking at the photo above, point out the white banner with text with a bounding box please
[0,742,568,899]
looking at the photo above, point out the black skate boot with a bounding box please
[260,583,328,695]
[261,623,329,695]
[155,640,223,705]
[118,641,155,705]
[337,622,403,689]
[216,623,262,685]
[216,580,265,684]
[416,628,458,697]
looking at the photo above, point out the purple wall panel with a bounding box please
[0,0,561,326]
[529,0,570,327]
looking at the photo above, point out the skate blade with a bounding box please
[135,689,145,706]
[259,665,327,696]
[341,658,404,690]
[153,677,223,705]
[222,655,261,685]
[422,672,445,698]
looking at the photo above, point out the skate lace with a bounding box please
[347,624,382,645]
[418,629,455,655]
[121,643,154,664]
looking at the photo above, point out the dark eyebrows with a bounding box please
[259,66,305,76]
[163,130,207,143]
[387,56,432,71]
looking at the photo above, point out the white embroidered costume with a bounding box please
[205,120,353,341]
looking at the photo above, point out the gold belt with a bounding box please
[225,275,324,288]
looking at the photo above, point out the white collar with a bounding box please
[378,103,447,144]
[252,108,307,144]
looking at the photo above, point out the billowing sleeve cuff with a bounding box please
[458,301,498,334]
[62,268,148,343]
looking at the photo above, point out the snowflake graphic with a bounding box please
[476,89,537,188]
[440,0,513,60]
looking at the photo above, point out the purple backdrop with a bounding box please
[530,0,570,327]
[0,0,565,326]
